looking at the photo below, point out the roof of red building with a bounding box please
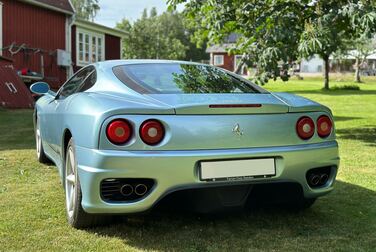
[21,0,75,14]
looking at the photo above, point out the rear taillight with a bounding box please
[296,116,315,140]
[140,119,165,145]
[106,119,132,144]
[317,115,333,138]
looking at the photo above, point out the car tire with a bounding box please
[35,119,50,164]
[64,138,103,229]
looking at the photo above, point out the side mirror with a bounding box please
[30,82,50,95]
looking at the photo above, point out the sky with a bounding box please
[94,0,184,28]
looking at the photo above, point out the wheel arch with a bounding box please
[62,128,73,162]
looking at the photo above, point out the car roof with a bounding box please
[93,59,204,71]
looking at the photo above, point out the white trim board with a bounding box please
[74,19,127,38]
[0,2,3,56]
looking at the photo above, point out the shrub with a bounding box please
[329,85,360,91]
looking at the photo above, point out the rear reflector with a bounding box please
[317,115,333,138]
[140,119,165,145]
[209,104,262,108]
[106,119,132,145]
[296,116,315,140]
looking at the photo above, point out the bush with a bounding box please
[330,85,360,91]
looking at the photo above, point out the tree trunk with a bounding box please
[235,62,244,74]
[323,55,330,90]
[354,58,361,83]
[234,53,247,74]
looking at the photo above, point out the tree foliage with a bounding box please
[116,8,208,61]
[297,1,376,89]
[173,65,251,93]
[71,0,100,21]
[348,35,376,82]
[168,0,376,88]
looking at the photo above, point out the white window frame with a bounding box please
[0,2,3,56]
[213,55,224,66]
[76,28,105,67]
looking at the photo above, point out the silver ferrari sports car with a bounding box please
[30,60,339,228]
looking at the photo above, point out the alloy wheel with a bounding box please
[65,147,77,218]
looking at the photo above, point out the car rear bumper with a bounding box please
[75,141,339,214]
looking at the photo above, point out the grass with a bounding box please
[1,76,376,251]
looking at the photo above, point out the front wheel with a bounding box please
[35,119,50,164]
[64,138,102,228]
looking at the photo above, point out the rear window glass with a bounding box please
[113,63,262,94]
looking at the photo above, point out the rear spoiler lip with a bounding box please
[271,92,333,115]
[209,104,262,108]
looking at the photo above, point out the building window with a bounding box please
[77,28,104,66]
[213,55,224,66]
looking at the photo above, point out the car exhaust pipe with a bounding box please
[120,184,133,196]
[319,174,329,185]
[134,184,148,196]
[309,174,321,186]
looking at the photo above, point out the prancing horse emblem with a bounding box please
[232,123,243,136]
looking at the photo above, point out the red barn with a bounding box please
[206,33,248,75]
[0,0,126,108]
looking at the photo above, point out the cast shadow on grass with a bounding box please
[285,89,376,96]
[88,181,376,251]
[337,127,376,147]
[0,109,34,151]
[334,116,364,122]
[0,138,35,151]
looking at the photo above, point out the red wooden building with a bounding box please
[0,0,126,108]
[206,33,248,75]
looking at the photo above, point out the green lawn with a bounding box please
[1,76,376,251]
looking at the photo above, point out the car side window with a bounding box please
[57,66,95,99]
[77,70,97,92]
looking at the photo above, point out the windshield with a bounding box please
[113,63,264,94]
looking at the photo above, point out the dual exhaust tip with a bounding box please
[100,178,154,202]
[306,167,332,188]
[120,183,148,197]
[308,173,329,187]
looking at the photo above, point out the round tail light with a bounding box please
[317,115,333,138]
[140,119,165,145]
[296,116,315,140]
[106,119,132,145]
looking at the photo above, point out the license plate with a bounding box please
[199,158,276,181]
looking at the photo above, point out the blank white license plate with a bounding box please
[200,158,275,181]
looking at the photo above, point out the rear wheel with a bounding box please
[35,119,50,164]
[64,138,102,228]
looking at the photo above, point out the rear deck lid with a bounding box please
[146,93,289,114]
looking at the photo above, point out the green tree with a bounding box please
[168,0,376,88]
[116,8,208,61]
[348,36,376,83]
[71,0,100,21]
[298,1,376,89]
